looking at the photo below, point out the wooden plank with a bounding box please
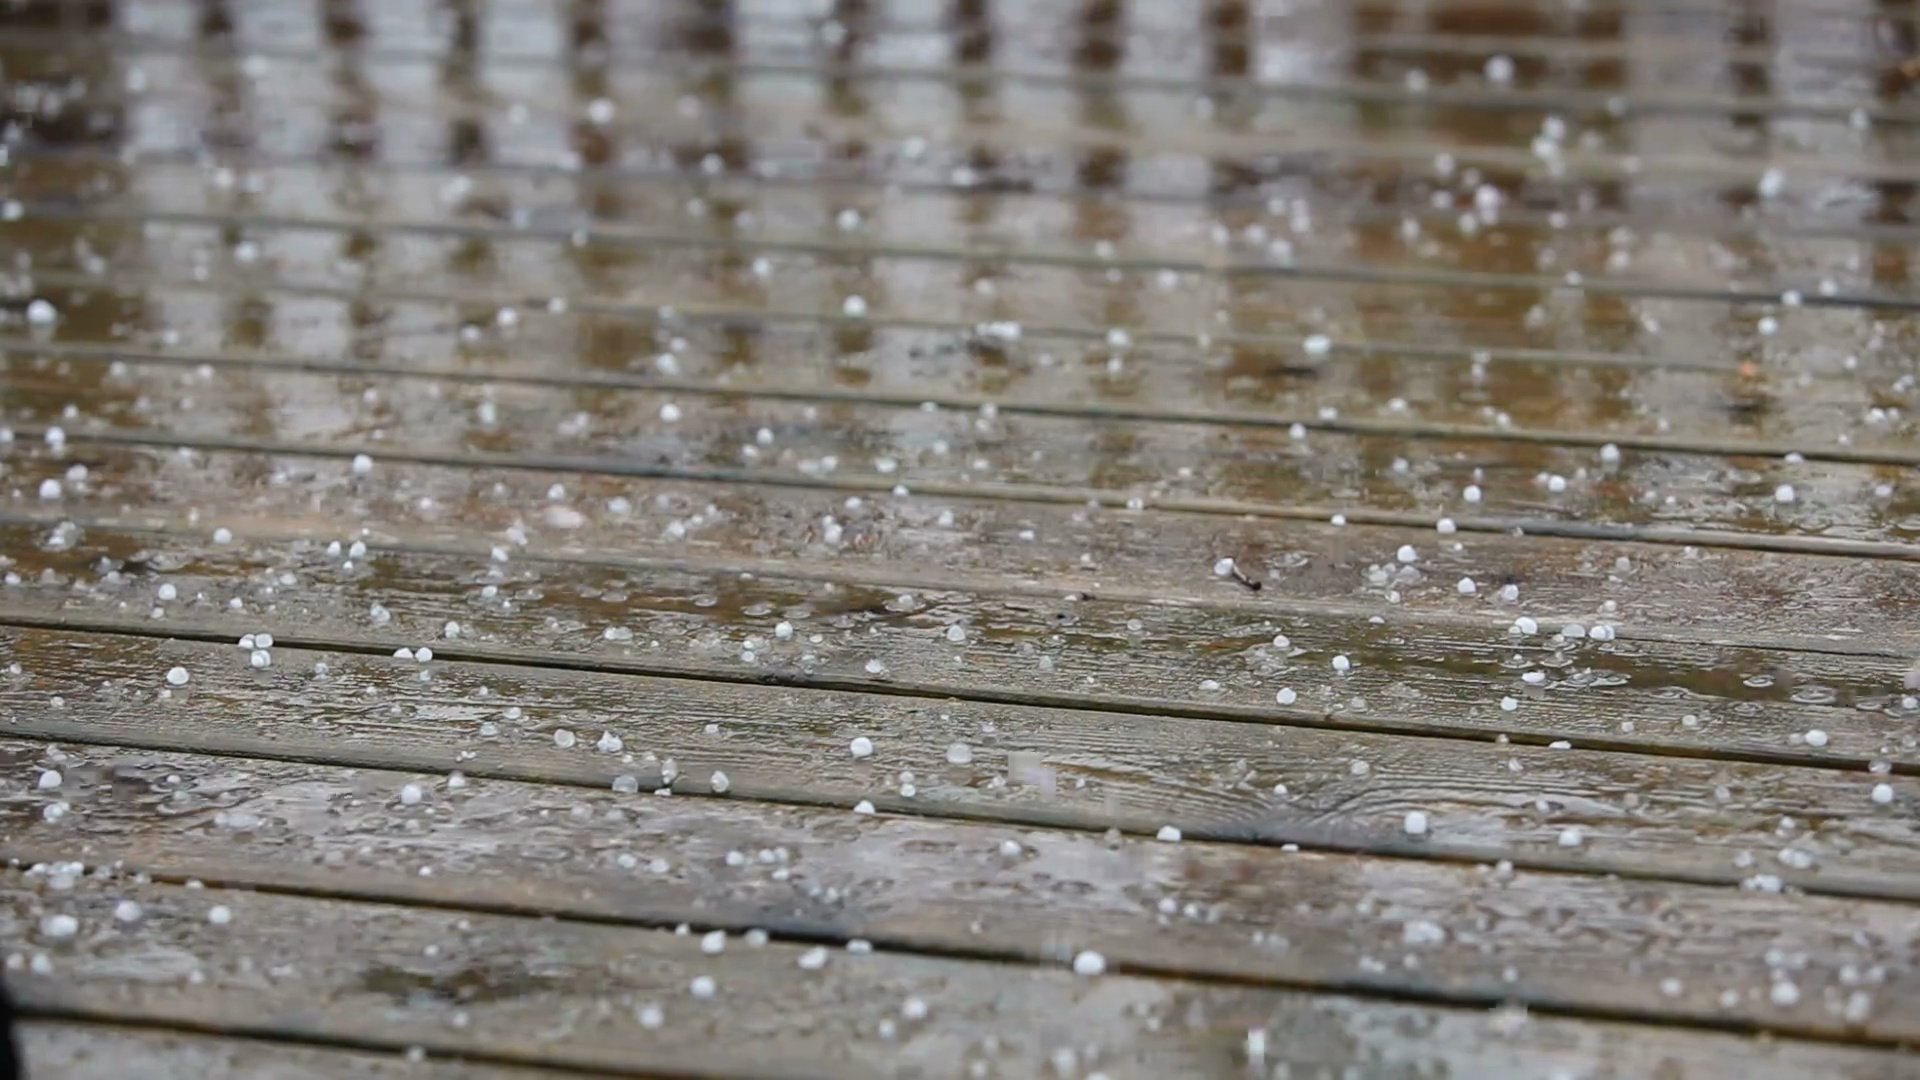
[15,217,1915,402]
[5,438,1920,655]
[1,519,1914,774]
[4,623,1917,896]
[18,1022,582,1080]
[2,352,1914,556]
[6,739,1920,1047]
[12,160,1915,308]
[11,19,1911,124]
[12,41,1915,185]
[11,279,1913,463]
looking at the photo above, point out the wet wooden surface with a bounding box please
[4,0,1920,1077]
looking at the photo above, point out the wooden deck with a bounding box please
[4,0,1920,1075]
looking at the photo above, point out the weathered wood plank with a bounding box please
[15,149,1920,267]
[14,218,1914,413]
[6,739,1920,1046]
[12,165,1914,308]
[3,351,1913,553]
[11,278,1914,463]
[11,42,1912,186]
[19,1023,579,1080]
[5,439,1920,655]
[3,623,1915,895]
[9,19,1911,124]
[1,519,1914,773]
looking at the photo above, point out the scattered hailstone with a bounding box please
[1072,950,1107,976]
[351,453,374,475]
[1403,811,1430,836]
[1872,784,1894,805]
[1803,729,1829,748]
[842,295,868,318]
[166,666,191,687]
[1774,484,1796,504]
[1156,825,1183,843]
[849,736,875,759]
[26,298,58,325]
[1276,688,1297,706]
[1302,334,1332,358]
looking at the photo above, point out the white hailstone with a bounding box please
[26,298,58,325]
[1403,810,1430,836]
[587,97,615,124]
[1072,950,1107,976]
[852,800,876,815]
[351,453,374,475]
[596,731,624,754]
[1484,55,1515,84]
[902,997,928,1021]
[1872,784,1894,805]
[1457,577,1477,595]
[842,295,868,318]
[690,975,717,999]
[1803,729,1829,748]
[248,649,271,669]
[946,743,974,765]
[1758,167,1784,199]
[212,528,233,545]
[1106,328,1132,350]
[1557,827,1584,848]
[1511,616,1539,636]
[1757,315,1779,336]
[1156,825,1183,843]
[1500,696,1519,712]
[710,771,730,793]
[798,946,829,970]
[40,913,78,939]
[113,900,143,923]
[1396,545,1418,563]
[1545,475,1568,493]
[1436,519,1456,535]
[1275,688,1297,706]
[414,647,433,663]
[1599,443,1621,465]
[208,905,233,925]
[1330,514,1347,526]
[1212,557,1236,577]
[158,583,178,601]
[1499,584,1520,603]
[1521,671,1547,686]
[701,930,727,955]
[166,666,191,687]
[37,770,61,791]
[553,729,577,749]
[659,403,682,423]
[849,736,875,759]
[945,625,966,643]
[637,1004,664,1029]
[1302,334,1332,357]
[400,783,424,806]
[1331,655,1352,674]
[37,478,61,500]
[998,839,1022,858]
[1774,484,1796,504]
[1463,485,1483,503]
[774,621,795,640]
[1770,981,1801,1007]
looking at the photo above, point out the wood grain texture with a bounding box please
[16,216,1915,380]
[2,520,1914,771]
[10,875,1915,1079]
[18,1023,587,1080]
[5,739,1920,1046]
[12,274,1917,459]
[2,624,1916,897]
[2,351,1915,556]
[5,439,1920,655]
